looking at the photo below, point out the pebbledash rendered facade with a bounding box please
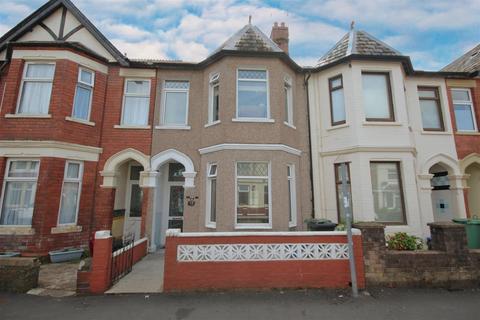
[0,0,478,256]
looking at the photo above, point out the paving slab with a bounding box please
[27,260,79,297]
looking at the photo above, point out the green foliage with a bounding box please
[387,232,423,251]
[334,224,345,231]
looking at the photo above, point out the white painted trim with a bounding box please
[151,149,194,173]
[204,120,221,128]
[51,225,82,234]
[95,230,111,239]
[5,114,52,119]
[232,118,275,123]
[102,148,150,177]
[199,143,302,156]
[0,140,102,161]
[361,121,403,126]
[283,121,296,129]
[319,146,416,157]
[65,116,95,126]
[166,229,362,237]
[0,226,35,235]
[114,125,151,129]
[12,50,108,74]
[155,125,191,130]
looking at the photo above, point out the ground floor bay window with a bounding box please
[236,162,270,227]
[370,161,406,224]
[58,161,83,225]
[0,159,40,225]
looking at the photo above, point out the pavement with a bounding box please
[1,288,479,320]
[27,260,78,297]
[106,250,164,294]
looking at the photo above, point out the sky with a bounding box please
[0,0,479,70]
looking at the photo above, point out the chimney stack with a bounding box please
[270,22,289,54]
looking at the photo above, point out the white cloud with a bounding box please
[112,39,168,59]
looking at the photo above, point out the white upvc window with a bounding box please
[0,159,40,226]
[121,79,151,126]
[58,161,83,225]
[284,76,293,126]
[236,69,270,120]
[208,73,220,124]
[452,88,477,132]
[235,161,271,228]
[17,62,55,115]
[72,67,94,121]
[160,80,190,127]
[287,164,297,227]
[205,163,217,228]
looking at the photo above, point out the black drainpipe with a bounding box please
[303,71,315,218]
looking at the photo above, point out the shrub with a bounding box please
[387,232,423,250]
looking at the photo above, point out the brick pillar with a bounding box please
[428,222,468,254]
[353,222,386,286]
[89,230,112,293]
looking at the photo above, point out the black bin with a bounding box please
[307,219,337,231]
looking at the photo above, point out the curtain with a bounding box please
[58,182,79,224]
[123,96,149,125]
[362,74,390,119]
[18,82,52,114]
[0,181,35,225]
[164,92,187,125]
[72,85,92,120]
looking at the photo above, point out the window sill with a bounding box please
[155,125,191,130]
[362,121,402,126]
[114,125,151,129]
[5,113,52,119]
[205,223,217,229]
[0,226,35,235]
[234,224,273,230]
[456,131,480,136]
[420,131,451,135]
[232,118,275,123]
[283,121,296,129]
[204,120,221,128]
[65,116,95,126]
[51,225,82,234]
[326,123,349,131]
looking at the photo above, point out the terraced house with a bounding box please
[0,0,476,256]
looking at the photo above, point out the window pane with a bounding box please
[164,81,189,90]
[236,178,269,224]
[331,77,342,88]
[58,182,79,224]
[209,164,217,176]
[80,69,93,85]
[8,161,39,178]
[331,88,346,123]
[0,181,35,225]
[129,184,143,217]
[370,162,405,223]
[66,163,80,179]
[164,91,187,125]
[210,179,216,223]
[122,96,149,125]
[420,99,442,129]
[26,64,54,79]
[238,70,266,80]
[238,80,267,118]
[18,82,52,114]
[362,74,391,119]
[237,162,268,176]
[288,179,293,222]
[418,89,436,99]
[335,163,352,223]
[213,85,219,122]
[72,85,92,120]
[454,104,475,131]
[130,166,142,180]
[452,90,470,101]
[126,80,149,95]
[168,163,185,181]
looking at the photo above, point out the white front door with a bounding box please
[124,165,142,241]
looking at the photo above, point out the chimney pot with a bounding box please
[270,21,289,54]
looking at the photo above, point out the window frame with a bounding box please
[0,158,40,226]
[57,161,83,226]
[284,75,294,126]
[329,74,346,126]
[287,164,297,228]
[418,86,445,132]
[235,68,270,121]
[71,67,95,122]
[160,80,190,127]
[208,73,220,125]
[205,163,217,228]
[362,71,395,122]
[120,78,151,126]
[334,162,353,224]
[451,88,477,132]
[369,161,407,225]
[16,61,56,115]
[234,161,272,229]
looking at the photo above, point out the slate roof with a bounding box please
[441,44,480,73]
[317,29,401,67]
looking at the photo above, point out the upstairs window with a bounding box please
[418,87,444,131]
[284,76,293,126]
[72,68,94,121]
[237,69,269,119]
[0,160,40,226]
[17,63,55,115]
[329,75,346,126]
[58,161,83,225]
[161,80,190,127]
[452,88,477,132]
[362,72,394,121]
[121,79,151,126]
[208,74,220,124]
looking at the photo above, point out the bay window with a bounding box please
[206,163,217,227]
[334,163,352,223]
[17,63,55,115]
[236,162,270,227]
[0,160,40,225]
[208,74,220,124]
[362,72,394,121]
[72,68,94,121]
[418,87,444,131]
[452,88,477,132]
[121,79,150,126]
[237,69,269,120]
[161,80,189,127]
[329,75,346,125]
[58,161,83,225]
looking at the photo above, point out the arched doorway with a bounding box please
[429,163,454,222]
[465,162,480,218]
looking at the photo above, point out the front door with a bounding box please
[124,165,142,241]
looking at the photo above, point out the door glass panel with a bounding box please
[130,166,142,181]
[129,184,142,217]
[169,186,184,217]
[168,163,185,181]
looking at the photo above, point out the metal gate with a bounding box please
[110,235,134,285]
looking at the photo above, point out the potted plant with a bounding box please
[304,218,337,231]
[49,247,84,263]
[386,232,423,250]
